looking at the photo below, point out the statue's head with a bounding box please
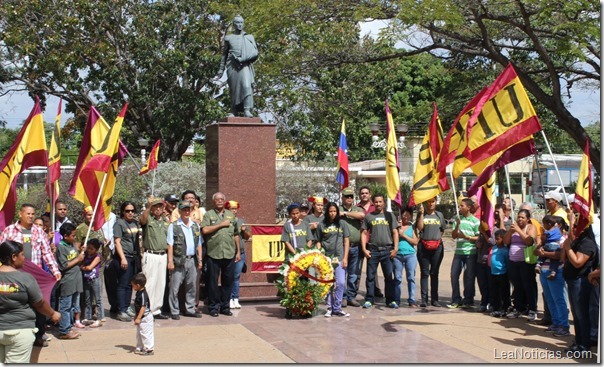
[233,15,244,31]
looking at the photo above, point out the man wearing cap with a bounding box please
[141,197,171,319]
[545,190,569,225]
[162,195,176,220]
[167,200,203,319]
[201,192,241,317]
[339,187,365,307]
[299,203,310,221]
[171,190,205,224]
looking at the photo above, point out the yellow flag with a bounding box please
[385,101,401,206]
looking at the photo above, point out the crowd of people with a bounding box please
[0,184,600,362]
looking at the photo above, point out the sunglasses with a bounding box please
[343,195,354,198]
[124,209,135,213]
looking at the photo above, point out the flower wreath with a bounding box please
[278,249,335,296]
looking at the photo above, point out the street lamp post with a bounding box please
[138,137,149,164]
[369,122,409,150]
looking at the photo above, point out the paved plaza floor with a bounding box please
[33,240,599,364]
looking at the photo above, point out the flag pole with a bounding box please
[504,165,515,214]
[124,148,152,188]
[82,172,109,253]
[151,168,156,197]
[540,130,568,203]
[448,169,460,218]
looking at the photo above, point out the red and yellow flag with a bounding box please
[572,141,593,236]
[452,64,542,178]
[0,98,48,229]
[72,104,128,230]
[409,103,444,206]
[46,99,62,206]
[251,225,284,273]
[385,100,401,207]
[139,140,160,175]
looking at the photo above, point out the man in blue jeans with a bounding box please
[360,194,399,308]
[449,198,480,309]
[339,187,365,307]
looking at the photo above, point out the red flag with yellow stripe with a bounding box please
[0,98,48,229]
[139,140,160,175]
[572,141,593,236]
[46,99,62,206]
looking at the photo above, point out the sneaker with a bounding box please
[117,312,132,322]
[479,305,488,313]
[230,299,235,309]
[461,303,475,309]
[535,264,542,274]
[333,310,350,317]
[553,328,571,337]
[74,321,86,329]
[41,334,52,342]
[59,330,80,340]
[81,319,93,326]
[527,310,538,322]
[545,325,560,333]
[341,299,347,308]
[506,310,521,319]
[89,320,102,328]
[100,318,107,323]
[126,306,136,317]
[325,309,332,318]
[134,348,143,355]
[233,299,241,309]
[447,303,462,309]
[547,271,556,280]
[388,302,399,309]
[490,311,504,318]
[141,349,154,356]
[362,301,373,309]
[348,300,361,307]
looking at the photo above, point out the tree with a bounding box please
[364,0,600,173]
[0,0,227,161]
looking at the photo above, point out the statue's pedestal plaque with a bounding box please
[205,117,279,300]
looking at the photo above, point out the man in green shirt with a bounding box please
[141,197,170,319]
[339,187,365,307]
[201,192,240,317]
[448,198,480,309]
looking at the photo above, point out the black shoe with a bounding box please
[431,301,441,307]
[184,312,202,318]
[154,313,169,320]
[210,311,219,317]
[221,310,233,316]
[170,314,180,320]
[34,338,49,347]
[420,302,427,308]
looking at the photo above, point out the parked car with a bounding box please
[533,186,569,208]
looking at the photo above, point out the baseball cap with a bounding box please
[566,194,575,204]
[544,191,562,202]
[84,206,93,214]
[300,203,309,210]
[164,194,179,203]
[341,188,354,196]
[178,200,192,209]
[151,198,163,206]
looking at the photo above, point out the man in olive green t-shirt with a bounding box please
[339,187,365,307]
[201,192,240,317]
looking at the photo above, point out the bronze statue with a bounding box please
[213,15,258,117]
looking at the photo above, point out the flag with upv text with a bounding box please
[335,119,349,189]
[251,225,285,273]
[409,103,444,207]
[452,64,542,179]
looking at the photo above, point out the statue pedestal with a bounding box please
[205,116,279,300]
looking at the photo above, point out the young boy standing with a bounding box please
[131,273,154,356]
[448,198,480,309]
[490,229,511,317]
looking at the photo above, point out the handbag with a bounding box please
[421,239,441,251]
[524,244,538,264]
